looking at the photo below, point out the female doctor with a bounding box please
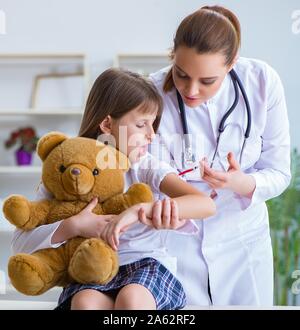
[147,5,291,306]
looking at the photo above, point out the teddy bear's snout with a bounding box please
[62,164,94,195]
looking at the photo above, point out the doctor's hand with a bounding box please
[201,152,256,198]
[138,198,187,230]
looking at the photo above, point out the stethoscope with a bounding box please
[177,68,252,175]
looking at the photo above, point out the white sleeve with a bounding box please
[11,221,64,254]
[35,181,53,201]
[136,153,178,194]
[240,64,291,209]
[11,182,66,254]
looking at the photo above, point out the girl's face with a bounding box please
[172,46,232,108]
[108,105,157,164]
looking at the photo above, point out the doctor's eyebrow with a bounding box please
[174,64,218,80]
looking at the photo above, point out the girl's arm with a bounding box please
[139,173,216,220]
[11,221,65,255]
[51,198,114,243]
[11,181,114,253]
[11,182,63,254]
[12,198,115,253]
[101,173,216,250]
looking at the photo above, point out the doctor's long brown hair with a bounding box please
[79,68,163,139]
[164,5,241,92]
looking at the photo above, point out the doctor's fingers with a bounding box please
[227,152,240,170]
[170,200,182,229]
[152,200,163,229]
[203,163,228,182]
[161,198,172,227]
[202,175,226,189]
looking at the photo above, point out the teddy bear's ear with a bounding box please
[37,131,68,161]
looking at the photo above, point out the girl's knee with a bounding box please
[115,284,156,310]
[71,289,114,310]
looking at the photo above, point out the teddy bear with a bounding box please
[3,131,153,296]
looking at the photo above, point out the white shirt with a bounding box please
[149,57,291,305]
[11,152,199,276]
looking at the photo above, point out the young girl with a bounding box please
[11,68,216,310]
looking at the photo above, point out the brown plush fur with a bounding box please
[3,132,153,295]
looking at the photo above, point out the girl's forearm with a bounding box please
[51,216,78,244]
[173,194,216,219]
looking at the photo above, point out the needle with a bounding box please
[178,166,199,176]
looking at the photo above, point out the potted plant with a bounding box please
[267,148,300,305]
[4,127,39,166]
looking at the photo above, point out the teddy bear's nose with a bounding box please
[71,168,81,176]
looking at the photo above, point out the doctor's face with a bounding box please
[172,46,231,108]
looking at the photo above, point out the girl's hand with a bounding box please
[72,197,115,238]
[201,152,256,197]
[100,208,138,251]
[139,198,187,230]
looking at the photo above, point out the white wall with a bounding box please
[0,0,299,148]
[0,0,299,305]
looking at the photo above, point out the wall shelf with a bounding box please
[114,53,170,76]
[0,109,83,116]
[0,53,86,65]
[0,166,42,174]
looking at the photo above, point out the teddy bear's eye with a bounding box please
[93,168,99,176]
[59,165,66,173]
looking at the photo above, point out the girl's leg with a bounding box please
[71,289,114,310]
[114,284,156,310]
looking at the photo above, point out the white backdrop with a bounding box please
[0,0,299,149]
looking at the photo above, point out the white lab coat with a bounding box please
[149,57,291,306]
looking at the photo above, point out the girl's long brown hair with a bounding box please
[164,5,241,92]
[79,68,163,138]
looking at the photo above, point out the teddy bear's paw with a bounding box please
[126,183,153,204]
[3,195,31,229]
[69,238,119,285]
[8,254,55,296]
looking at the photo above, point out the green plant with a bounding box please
[267,148,300,305]
[4,127,39,153]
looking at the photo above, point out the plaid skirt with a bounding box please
[56,257,186,310]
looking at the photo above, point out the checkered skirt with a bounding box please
[56,258,186,310]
